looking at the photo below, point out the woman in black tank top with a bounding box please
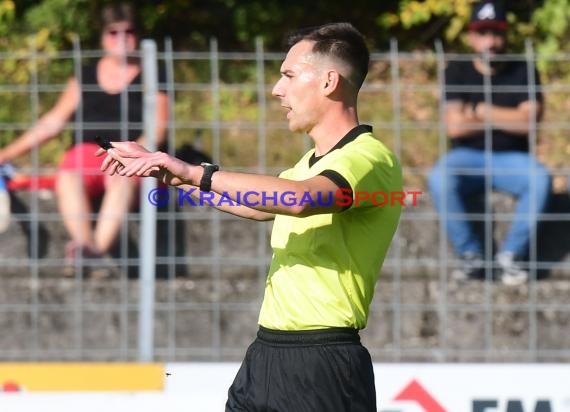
[0,3,169,277]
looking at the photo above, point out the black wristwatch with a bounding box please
[199,162,220,192]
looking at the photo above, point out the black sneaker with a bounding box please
[452,251,485,281]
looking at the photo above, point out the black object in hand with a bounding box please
[95,136,113,150]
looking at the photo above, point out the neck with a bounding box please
[102,54,139,67]
[311,108,359,156]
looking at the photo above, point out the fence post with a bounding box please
[138,39,158,362]
[525,38,538,360]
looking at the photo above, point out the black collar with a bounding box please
[309,124,372,167]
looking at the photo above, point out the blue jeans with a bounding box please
[0,162,13,192]
[428,148,551,259]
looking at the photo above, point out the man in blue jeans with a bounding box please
[428,1,551,286]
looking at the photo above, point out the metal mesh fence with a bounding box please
[1,38,569,362]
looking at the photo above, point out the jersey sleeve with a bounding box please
[319,170,351,191]
[319,138,402,210]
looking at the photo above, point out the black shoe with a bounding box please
[452,252,485,281]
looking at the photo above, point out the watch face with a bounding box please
[201,163,220,171]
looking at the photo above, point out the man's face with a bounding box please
[271,40,325,134]
[468,28,507,56]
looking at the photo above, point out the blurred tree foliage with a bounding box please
[389,0,570,78]
[0,0,568,168]
[0,0,566,53]
[0,0,567,81]
[0,0,568,93]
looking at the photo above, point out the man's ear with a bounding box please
[322,70,341,95]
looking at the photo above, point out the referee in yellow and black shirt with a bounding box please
[100,22,402,412]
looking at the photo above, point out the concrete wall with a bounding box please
[1,190,569,362]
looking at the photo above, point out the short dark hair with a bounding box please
[285,22,370,90]
[100,2,140,35]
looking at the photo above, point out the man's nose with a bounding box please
[271,80,283,97]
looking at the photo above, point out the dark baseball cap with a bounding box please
[468,2,508,31]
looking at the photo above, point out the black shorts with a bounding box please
[226,326,376,412]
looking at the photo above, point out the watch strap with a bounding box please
[199,162,220,192]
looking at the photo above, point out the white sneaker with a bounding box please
[0,182,10,233]
[496,251,528,286]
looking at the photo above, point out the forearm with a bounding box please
[475,102,541,135]
[206,170,341,216]
[112,152,274,220]
[445,101,484,139]
[107,143,342,219]
[0,122,58,163]
[159,163,339,217]
[446,101,540,138]
[176,183,276,221]
[1,77,79,163]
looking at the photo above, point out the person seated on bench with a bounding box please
[0,3,168,275]
[428,1,550,285]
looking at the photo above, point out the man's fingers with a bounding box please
[114,150,142,159]
[101,157,123,176]
[118,159,157,177]
[107,148,132,165]
[94,147,107,157]
[108,160,121,176]
[100,154,116,171]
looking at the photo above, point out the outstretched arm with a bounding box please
[100,141,346,220]
[0,78,79,163]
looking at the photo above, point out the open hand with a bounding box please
[97,141,198,186]
[96,141,155,176]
